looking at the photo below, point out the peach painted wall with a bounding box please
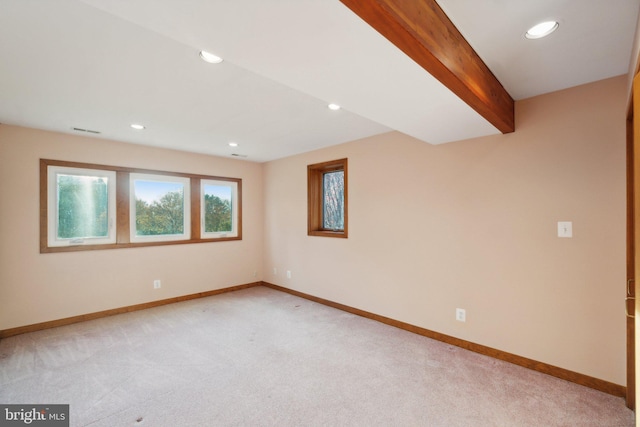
[0,126,263,330]
[263,75,627,385]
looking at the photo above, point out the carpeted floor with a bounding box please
[0,286,634,426]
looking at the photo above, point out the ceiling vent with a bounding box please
[72,127,101,134]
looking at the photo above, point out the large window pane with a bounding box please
[323,170,344,230]
[47,166,116,247]
[201,179,239,239]
[57,174,109,238]
[130,174,190,242]
[204,185,231,232]
[135,181,184,235]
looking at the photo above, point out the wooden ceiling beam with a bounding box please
[340,0,515,134]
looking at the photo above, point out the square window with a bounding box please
[47,166,116,247]
[130,174,191,242]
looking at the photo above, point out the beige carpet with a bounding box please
[0,286,634,426]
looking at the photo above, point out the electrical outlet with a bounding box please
[456,308,466,322]
[273,267,277,275]
[557,221,572,238]
[286,270,291,279]
[153,280,161,289]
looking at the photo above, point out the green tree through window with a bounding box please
[130,175,190,242]
[204,193,232,232]
[135,189,184,236]
[201,180,238,239]
[57,174,109,239]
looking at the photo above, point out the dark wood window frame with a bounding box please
[40,159,242,253]
[307,158,348,238]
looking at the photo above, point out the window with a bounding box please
[40,159,242,252]
[46,166,116,247]
[130,174,191,243]
[201,179,239,239]
[308,158,348,238]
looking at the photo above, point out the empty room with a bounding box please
[2,0,640,426]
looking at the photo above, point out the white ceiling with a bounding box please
[438,0,640,100]
[0,0,638,162]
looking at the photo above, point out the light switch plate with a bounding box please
[558,221,572,238]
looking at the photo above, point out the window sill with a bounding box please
[308,230,348,238]
[40,236,242,253]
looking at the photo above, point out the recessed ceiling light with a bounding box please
[525,21,559,39]
[130,124,145,130]
[328,103,341,111]
[199,50,223,64]
[228,142,238,147]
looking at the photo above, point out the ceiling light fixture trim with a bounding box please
[328,103,341,111]
[130,123,145,130]
[199,50,224,64]
[525,21,559,39]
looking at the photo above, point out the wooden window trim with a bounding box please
[40,159,242,253]
[307,158,348,238]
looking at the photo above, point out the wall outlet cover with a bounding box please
[557,221,573,238]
